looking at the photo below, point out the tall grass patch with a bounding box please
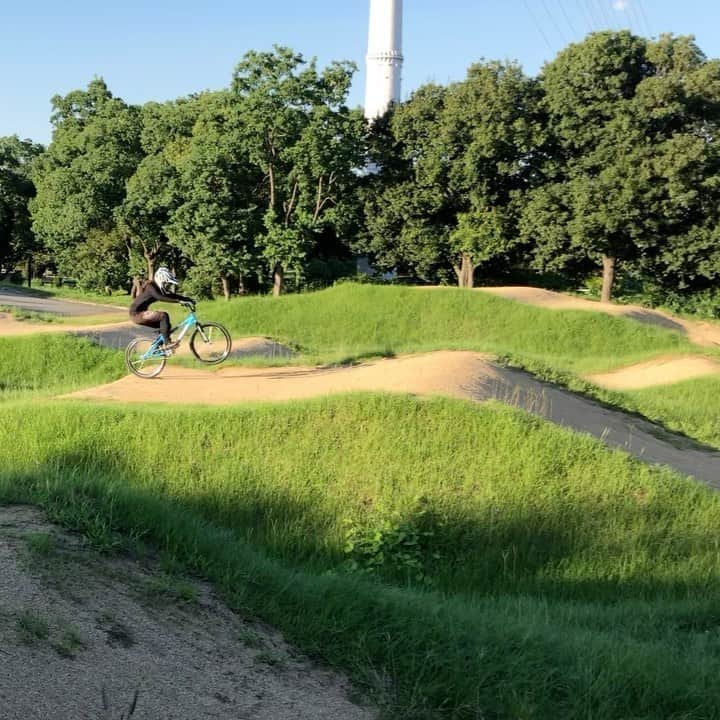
[201,284,692,371]
[0,335,124,399]
[3,395,717,597]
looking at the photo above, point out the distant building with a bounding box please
[364,0,403,120]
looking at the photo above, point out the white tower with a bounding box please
[364,0,403,120]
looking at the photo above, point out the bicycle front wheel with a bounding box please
[125,338,167,378]
[190,322,232,364]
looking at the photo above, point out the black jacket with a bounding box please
[129,282,193,314]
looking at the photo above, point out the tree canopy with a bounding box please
[8,32,720,305]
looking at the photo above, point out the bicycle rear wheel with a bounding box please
[125,337,167,378]
[190,322,231,364]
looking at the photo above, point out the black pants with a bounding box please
[130,310,171,342]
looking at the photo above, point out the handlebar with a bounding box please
[180,300,196,311]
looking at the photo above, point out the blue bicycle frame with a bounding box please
[141,309,198,360]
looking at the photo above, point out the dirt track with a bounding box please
[5,286,720,485]
[586,355,720,390]
[0,288,124,316]
[65,351,720,488]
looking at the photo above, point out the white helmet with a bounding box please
[154,266,178,294]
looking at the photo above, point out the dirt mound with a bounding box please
[586,355,720,390]
[65,351,495,405]
[0,505,375,720]
[60,350,720,486]
[478,286,720,347]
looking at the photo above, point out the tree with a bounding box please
[365,63,541,287]
[0,136,44,276]
[116,97,202,291]
[232,46,363,295]
[167,91,262,299]
[363,84,453,282]
[30,78,143,279]
[635,36,720,289]
[522,32,720,301]
[440,61,542,286]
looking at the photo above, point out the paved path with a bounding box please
[469,365,720,490]
[0,286,123,316]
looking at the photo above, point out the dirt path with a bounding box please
[586,355,720,390]
[65,352,494,404]
[0,313,125,337]
[0,505,375,720]
[64,351,720,488]
[478,286,720,347]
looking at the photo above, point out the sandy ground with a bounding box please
[6,286,720,717]
[0,505,375,720]
[6,286,720,483]
[478,286,720,347]
[586,355,720,390]
[0,314,293,361]
[65,351,491,404]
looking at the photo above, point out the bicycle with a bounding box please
[125,301,232,378]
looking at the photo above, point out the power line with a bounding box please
[625,1,646,35]
[556,0,579,38]
[593,0,613,29]
[541,0,568,45]
[522,0,556,56]
[582,0,601,30]
[635,0,653,37]
[576,0,596,34]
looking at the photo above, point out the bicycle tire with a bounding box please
[125,337,167,378]
[189,322,232,364]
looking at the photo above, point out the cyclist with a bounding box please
[129,267,195,349]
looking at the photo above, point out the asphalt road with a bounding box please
[0,286,123,316]
[470,366,720,490]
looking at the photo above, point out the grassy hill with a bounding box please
[201,284,693,371]
[2,284,720,716]
[2,396,720,718]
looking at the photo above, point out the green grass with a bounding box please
[200,284,693,372]
[0,305,63,323]
[616,376,720,449]
[3,396,720,717]
[0,334,124,399]
[16,609,50,643]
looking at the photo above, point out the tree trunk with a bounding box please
[145,255,155,281]
[26,256,33,288]
[131,276,143,298]
[601,255,616,303]
[272,264,284,297]
[221,274,230,301]
[237,271,245,296]
[268,164,276,211]
[454,253,475,288]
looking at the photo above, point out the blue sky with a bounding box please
[3,1,720,145]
